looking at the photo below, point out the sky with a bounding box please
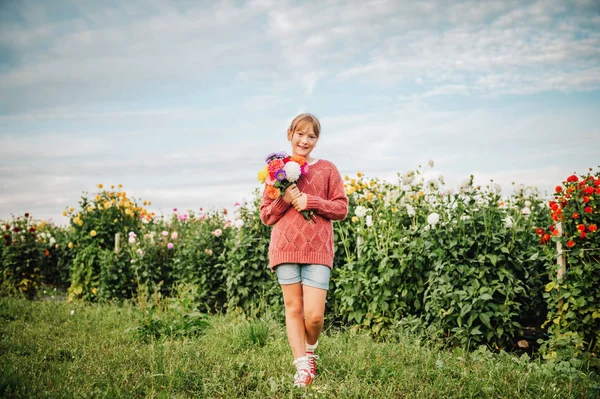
[1,0,599,225]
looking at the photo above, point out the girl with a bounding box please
[259,113,348,388]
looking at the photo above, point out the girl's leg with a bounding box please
[280,282,306,359]
[302,285,327,345]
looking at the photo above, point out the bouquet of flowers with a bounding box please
[258,152,316,223]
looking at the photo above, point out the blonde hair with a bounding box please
[288,113,321,139]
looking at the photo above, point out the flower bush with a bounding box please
[1,213,44,298]
[222,192,282,316]
[542,167,600,366]
[66,184,152,301]
[329,167,553,348]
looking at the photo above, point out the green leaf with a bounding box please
[479,313,492,330]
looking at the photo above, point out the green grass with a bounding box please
[0,297,599,398]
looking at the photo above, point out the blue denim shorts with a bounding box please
[274,263,331,291]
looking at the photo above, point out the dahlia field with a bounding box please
[1,165,599,370]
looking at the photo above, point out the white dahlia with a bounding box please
[355,205,367,218]
[284,161,302,182]
[427,212,440,226]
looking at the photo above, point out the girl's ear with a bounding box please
[287,129,293,141]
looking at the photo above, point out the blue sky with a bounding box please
[1,0,599,225]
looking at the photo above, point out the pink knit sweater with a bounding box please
[260,159,348,269]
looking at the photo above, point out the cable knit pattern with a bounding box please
[260,159,348,269]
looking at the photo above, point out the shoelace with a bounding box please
[307,353,319,375]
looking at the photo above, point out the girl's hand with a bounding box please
[292,193,308,211]
[283,184,301,203]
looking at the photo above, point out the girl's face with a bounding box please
[288,123,318,160]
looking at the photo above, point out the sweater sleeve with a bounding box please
[260,185,292,226]
[305,164,348,221]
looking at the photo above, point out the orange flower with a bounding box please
[290,155,306,166]
[590,224,598,232]
[555,185,562,193]
[552,229,560,237]
[266,185,280,200]
[567,240,575,248]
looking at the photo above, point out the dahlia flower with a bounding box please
[427,213,440,226]
[355,205,367,218]
[266,185,280,200]
[284,161,301,182]
[290,155,306,165]
[257,166,268,183]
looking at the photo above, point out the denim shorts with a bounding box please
[274,263,331,291]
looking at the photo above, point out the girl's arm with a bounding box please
[305,166,348,221]
[259,185,292,226]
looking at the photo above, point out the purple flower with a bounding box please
[275,169,287,181]
[265,152,288,163]
[167,242,174,249]
[265,152,277,163]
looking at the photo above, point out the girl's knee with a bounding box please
[304,312,324,326]
[284,299,304,316]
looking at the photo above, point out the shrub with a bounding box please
[542,167,600,367]
[1,214,44,298]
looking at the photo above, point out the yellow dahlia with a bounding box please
[257,166,268,183]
